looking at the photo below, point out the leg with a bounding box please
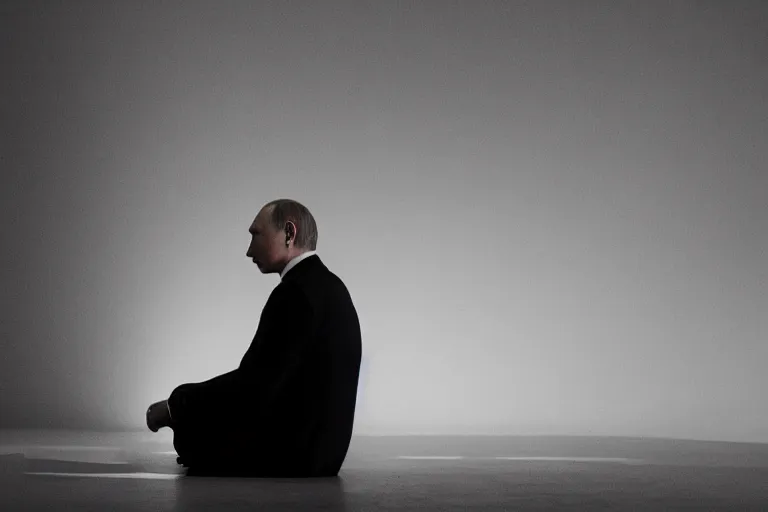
[172,424,223,468]
[173,423,257,473]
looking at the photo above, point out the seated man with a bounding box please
[146,199,363,477]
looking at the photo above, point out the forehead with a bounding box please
[248,208,270,232]
[249,209,269,232]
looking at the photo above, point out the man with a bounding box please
[145,199,363,477]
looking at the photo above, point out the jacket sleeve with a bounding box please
[237,282,315,425]
[167,368,242,429]
[167,282,314,429]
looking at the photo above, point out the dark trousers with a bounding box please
[172,422,254,470]
[172,423,317,477]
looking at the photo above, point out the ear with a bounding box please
[285,221,296,239]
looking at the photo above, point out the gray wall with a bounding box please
[2,1,766,442]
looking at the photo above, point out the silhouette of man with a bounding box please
[145,199,363,477]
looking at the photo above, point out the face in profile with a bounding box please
[246,207,291,274]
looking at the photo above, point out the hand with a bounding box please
[146,399,172,432]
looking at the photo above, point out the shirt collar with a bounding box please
[280,250,317,280]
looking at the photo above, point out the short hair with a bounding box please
[263,199,318,251]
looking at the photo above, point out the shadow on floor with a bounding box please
[0,454,352,511]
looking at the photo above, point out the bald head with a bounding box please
[245,199,318,275]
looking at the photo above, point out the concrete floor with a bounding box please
[1,430,767,510]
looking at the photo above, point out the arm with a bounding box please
[167,368,243,429]
[237,282,315,425]
[166,282,314,429]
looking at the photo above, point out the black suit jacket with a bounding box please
[167,254,363,476]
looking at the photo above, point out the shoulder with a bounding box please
[267,280,313,312]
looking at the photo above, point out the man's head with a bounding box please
[246,199,318,274]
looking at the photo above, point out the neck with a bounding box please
[287,248,308,260]
[279,248,310,274]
